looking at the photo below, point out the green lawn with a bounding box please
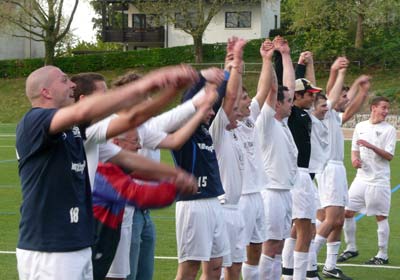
[0,123,399,279]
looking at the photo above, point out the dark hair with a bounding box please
[71,73,105,101]
[342,86,350,91]
[314,92,327,106]
[112,72,142,88]
[370,96,390,110]
[277,85,289,102]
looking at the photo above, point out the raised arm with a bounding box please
[275,37,295,97]
[158,84,218,150]
[50,65,199,134]
[223,38,247,116]
[254,39,274,108]
[327,65,347,108]
[326,57,348,94]
[342,76,370,124]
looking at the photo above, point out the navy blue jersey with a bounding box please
[16,108,94,252]
[173,124,225,201]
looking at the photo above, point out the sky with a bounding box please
[66,0,97,42]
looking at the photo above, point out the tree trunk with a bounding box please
[193,35,203,63]
[355,13,364,49]
[44,40,56,65]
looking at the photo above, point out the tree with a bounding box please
[0,0,79,65]
[92,0,261,63]
[284,0,400,50]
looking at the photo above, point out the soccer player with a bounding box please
[312,58,370,280]
[341,96,396,265]
[256,40,297,280]
[15,65,197,280]
[171,39,248,280]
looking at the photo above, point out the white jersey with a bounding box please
[138,99,196,161]
[309,114,329,174]
[235,99,269,194]
[352,120,396,185]
[210,107,244,205]
[84,115,121,188]
[324,101,344,161]
[256,103,298,190]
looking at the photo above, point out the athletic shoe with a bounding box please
[365,256,389,265]
[322,267,353,280]
[337,250,358,262]
[306,269,323,280]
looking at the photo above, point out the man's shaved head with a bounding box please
[25,66,59,103]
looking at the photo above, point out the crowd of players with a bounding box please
[15,36,396,280]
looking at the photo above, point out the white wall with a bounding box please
[0,32,44,60]
[261,0,280,38]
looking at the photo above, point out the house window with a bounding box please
[225,11,251,28]
[132,14,146,30]
[146,14,159,29]
[274,15,278,29]
[175,12,197,29]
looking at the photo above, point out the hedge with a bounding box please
[1,37,400,79]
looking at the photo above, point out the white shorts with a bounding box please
[239,192,267,244]
[318,160,349,208]
[261,188,292,240]
[291,168,316,222]
[221,205,246,267]
[17,247,93,280]
[106,206,135,278]
[312,179,322,210]
[176,198,230,263]
[346,178,391,216]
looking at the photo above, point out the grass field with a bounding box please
[0,123,399,279]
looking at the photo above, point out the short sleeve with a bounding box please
[99,142,122,162]
[384,126,397,156]
[85,115,115,144]
[209,107,230,148]
[137,123,168,150]
[351,124,360,152]
[250,98,261,121]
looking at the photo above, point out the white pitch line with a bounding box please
[0,134,16,137]
[0,145,14,148]
[0,251,399,269]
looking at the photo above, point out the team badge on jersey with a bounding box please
[245,119,254,128]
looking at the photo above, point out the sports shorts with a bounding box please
[17,247,93,280]
[291,168,316,222]
[261,188,292,240]
[239,192,267,244]
[318,160,348,208]
[221,204,246,267]
[346,178,391,216]
[176,197,229,263]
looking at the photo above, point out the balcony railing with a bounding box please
[102,27,165,46]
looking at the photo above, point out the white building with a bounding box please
[101,0,280,50]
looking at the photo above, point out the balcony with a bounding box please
[102,27,165,47]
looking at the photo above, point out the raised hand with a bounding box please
[298,51,313,65]
[146,64,199,91]
[260,39,275,60]
[273,36,290,54]
[355,75,371,91]
[331,57,349,72]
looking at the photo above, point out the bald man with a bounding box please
[15,65,198,280]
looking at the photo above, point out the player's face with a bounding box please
[278,90,293,118]
[47,68,76,108]
[202,107,215,125]
[335,90,349,112]
[116,129,141,152]
[238,91,251,118]
[227,106,242,130]
[372,101,390,122]
[313,98,328,120]
[296,91,315,109]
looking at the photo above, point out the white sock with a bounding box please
[220,267,225,280]
[314,234,327,255]
[376,219,389,259]
[343,217,357,252]
[272,254,282,280]
[324,241,341,270]
[259,254,274,280]
[242,263,259,280]
[293,251,308,280]
[307,240,318,273]
[282,238,296,270]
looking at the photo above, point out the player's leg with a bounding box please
[176,261,201,280]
